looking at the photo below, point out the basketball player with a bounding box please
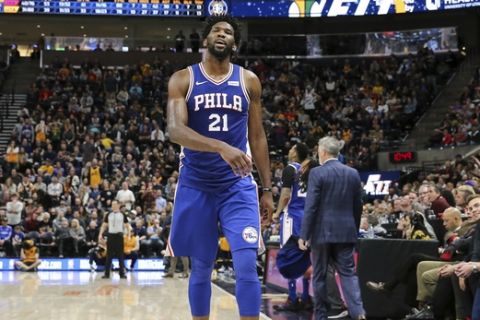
[167,15,273,320]
[272,143,315,312]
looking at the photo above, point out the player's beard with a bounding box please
[207,42,233,61]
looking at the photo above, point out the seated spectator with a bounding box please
[88,240,107,272]
[359,216,375,239]
[0,216,13,256]
[15,238,41,272]
[397,212,434,240]
[420,183,450,218]
[123,231,139,271]
[11,225,25,257]
[453,185,475,215]
[70,218,86,256]
[5,140,20,168]
[85,220,99,251]
[367,207,465,316]
[54,219,72,258]
[144,218,164,257]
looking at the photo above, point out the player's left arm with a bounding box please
[244,69,274,222]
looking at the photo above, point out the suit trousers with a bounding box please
[473,286,480,320]
[311,243,365,320]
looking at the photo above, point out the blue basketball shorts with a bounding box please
[280,210,303,246]
[168,176,260,263]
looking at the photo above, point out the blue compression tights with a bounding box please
[188,248,261,317]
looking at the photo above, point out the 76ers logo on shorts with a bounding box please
[242,227,258,244]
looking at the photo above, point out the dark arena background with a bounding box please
[1,0,480,319]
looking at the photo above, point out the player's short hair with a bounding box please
[295,143,309,163]
[202,15,241,47]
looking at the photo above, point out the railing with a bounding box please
[0,82,15,133]
[0,98,3,132]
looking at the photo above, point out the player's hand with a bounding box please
[260,192,274,223]
[218,143,252,177]
[298,238,309,251]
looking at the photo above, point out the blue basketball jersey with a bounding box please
[286,162,306,214]
[180,62,251,192]
[280,162,305,244]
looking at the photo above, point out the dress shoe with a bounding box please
[327,310,349,319]
[163,272,174,278]
[366,281,386,291]
[273,298,301,312]
[119,274,127,279]
[300,297,314,311]
[101,274,110,279]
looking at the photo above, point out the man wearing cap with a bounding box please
[299,136,366,320]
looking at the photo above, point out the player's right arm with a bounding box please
[273,166,295,221]
[167,69,252,175]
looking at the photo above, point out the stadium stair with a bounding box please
[0,57,38,152]
[404,53,480,149]
[0,93,27,151]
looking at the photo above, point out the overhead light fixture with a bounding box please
[166,36,170,39]
[81,26,85,29]
[0,32,3,36]
[125,35,128,38]
[36,24,41,28]
[167,27,171,31]
[124,26,128,30]
[83,34,87,37]
[41,33,45,37]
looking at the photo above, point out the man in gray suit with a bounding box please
[299,136,366,320]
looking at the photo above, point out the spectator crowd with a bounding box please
[429,66,480,148]
[0,48,466,264]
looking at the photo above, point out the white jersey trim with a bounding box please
[251,178,265,254]
[240,67,251,104]
[285,163,299,212]
[199,62,233,85]
[167,178,182,257]
[185,66,194,102]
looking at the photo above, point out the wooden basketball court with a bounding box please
[0,271,272,320]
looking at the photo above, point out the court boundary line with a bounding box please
[211,282,272,320]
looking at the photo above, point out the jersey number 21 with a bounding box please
[209,114,229,132]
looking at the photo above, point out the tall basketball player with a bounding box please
[166,15,274,320]
[272,143,316,312]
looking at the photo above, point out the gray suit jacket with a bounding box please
[300,159,362,244]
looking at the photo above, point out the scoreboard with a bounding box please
[1,0,480,17]
[0,0,204,16]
